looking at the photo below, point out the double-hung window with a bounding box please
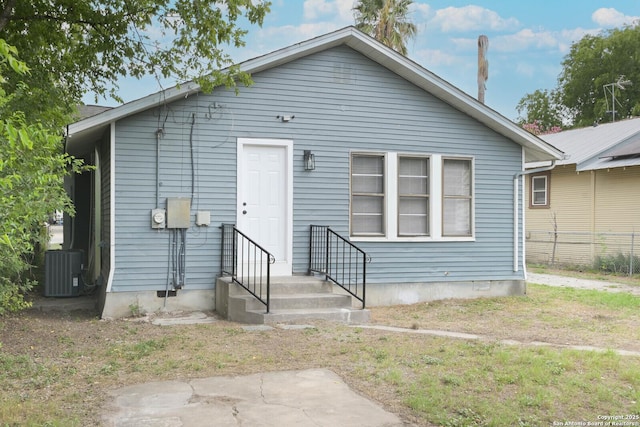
[530,174,549,208]
[442,158,473,236]
[351,154,385,235]
[398,156,429,236]
[350,152,474,240]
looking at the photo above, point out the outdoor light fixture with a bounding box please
[277,114,295,122]
[304,150,315,171]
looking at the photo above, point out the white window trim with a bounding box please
[350,151,475,242]
[350,152,387,237]
[442,156,475,238]
[397,154,430,237]
[531,175,548,207]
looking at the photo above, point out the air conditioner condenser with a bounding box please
[44,250,84,297]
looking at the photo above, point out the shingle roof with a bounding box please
[76,104,112,120]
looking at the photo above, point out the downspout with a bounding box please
[105,122,117,294]
[513,160,556,273]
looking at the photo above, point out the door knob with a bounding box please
[242,210,247,215]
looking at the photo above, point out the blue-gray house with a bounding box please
[65,27,563,319]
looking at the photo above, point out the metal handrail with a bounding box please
[309,225,368,308]
[221,224,274,313]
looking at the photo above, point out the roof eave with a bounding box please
[67,26,564,162]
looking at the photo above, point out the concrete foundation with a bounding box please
[100,289,215,319]
[364,279,526,306]
[98,279,525,319]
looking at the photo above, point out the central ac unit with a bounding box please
[44,250,83,297]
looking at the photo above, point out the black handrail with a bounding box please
[221,224,274,313]
[309,225,368,308]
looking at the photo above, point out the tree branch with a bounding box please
[0,0,17,32]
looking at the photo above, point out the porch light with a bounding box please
[304,150,315,171]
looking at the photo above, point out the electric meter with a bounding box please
[151,208,166,229]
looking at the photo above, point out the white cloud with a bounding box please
[592,8,640,27]
[429,5,519,33]
[258,22,342,46]
[492,29,558,52]
[449,37,476,50]
[414,48,462,68]
[303,0,355,24]
[557,27,600,53]
[411,3,431,19]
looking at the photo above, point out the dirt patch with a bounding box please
[2,281,640,425]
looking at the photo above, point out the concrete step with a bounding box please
[227,275,333,296]
[232,292,353,311]
[216,276,368,325]
[251,307,370,325]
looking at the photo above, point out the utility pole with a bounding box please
[477,35,489,104]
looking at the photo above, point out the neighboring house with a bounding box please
[64,27,562,319]
[525,118,640,267]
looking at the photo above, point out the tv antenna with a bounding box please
[603,75,632,122]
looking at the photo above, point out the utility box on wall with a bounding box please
[166,197,191,228]
[44,250,83,297]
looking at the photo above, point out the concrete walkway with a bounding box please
[101,272,640,426]
[102,368,405,427]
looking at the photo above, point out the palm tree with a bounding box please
[353,0,417,55]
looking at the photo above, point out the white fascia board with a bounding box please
[68,81,201,136]
[67,26,563,162]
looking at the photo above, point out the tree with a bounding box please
[0,0,270,121]
[353,0,417,55]
[0,40,85,313]
[0,1,269,313]
[516,89,563,133]
[558,24,640,127]
[518,24,640,129]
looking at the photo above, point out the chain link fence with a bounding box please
[526,230,640,275]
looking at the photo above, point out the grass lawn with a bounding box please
[1,283,639,426]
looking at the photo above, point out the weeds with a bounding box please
[1,284,640,425]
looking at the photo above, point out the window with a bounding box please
[398,156,429,236]
[530,174,549,208]
[351,154,385,235]
[350,152,474,240]
[442,158,472,236]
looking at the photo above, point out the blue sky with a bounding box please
[84,1,640,121]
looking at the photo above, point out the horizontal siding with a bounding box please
[594,167,640,232]
[112,45,524,292]
[526,165,592,232]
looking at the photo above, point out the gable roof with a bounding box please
[67,26,562,163]
[539,117,640,171]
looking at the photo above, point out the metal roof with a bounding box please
[539,117,640,171]
[67,27,563,163]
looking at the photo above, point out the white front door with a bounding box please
[237,139,293,276]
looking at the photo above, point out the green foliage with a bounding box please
[0,0,271,112]
[0,42,83,314]
[516,89,564,133]
[354,0,417,55]
[517,24,640,128]
[559,24,640,127]
[594,252,640,275]
[0,277,33,315]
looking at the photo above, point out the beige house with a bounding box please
[525,118,640,270]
